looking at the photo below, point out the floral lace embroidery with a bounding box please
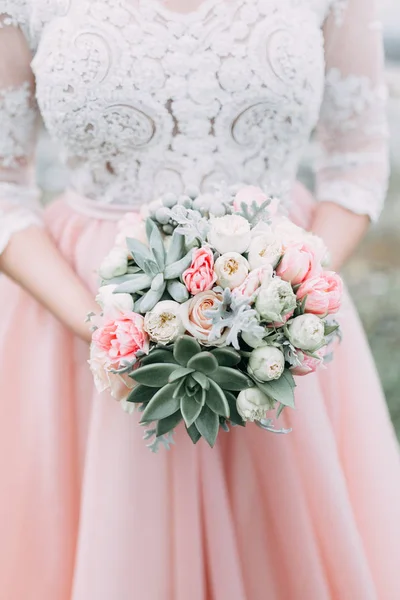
[0,82,37,169]
[30,0,326,207]
[319,68,389,137]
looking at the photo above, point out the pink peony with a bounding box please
[233,265,273,301]
[183,246,217,295]
[234,186,280,217]
[276,242,321,286]
[92,312,149,365]
[296,271,343,317]
[89,345,136,401]
[290,349,326,377]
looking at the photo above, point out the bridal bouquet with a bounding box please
[89,185,343,451]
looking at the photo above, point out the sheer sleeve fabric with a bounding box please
[0,3,42,256]
[315,0,389,222]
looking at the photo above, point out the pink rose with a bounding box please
[234,186,280,217]
[92,312,150,365]
[181,290,227,346]
[183,246,217,295]
[296,271,343,317]
[115,213,148,252]
[233,265,273,301]
[290,349,326,377]
[276,242,321,286]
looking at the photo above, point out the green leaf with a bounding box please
[195,405,220,448]
[191,371,210,390]
[140,383,180,422]
[114,273,152,294]
[209,367,252,391]
[255,371,296,409]
[276,403,286,418]
[168,367,195,383]
[173,335,201,366]
[167,280,189,303]
[126,385,157,404]
[181,395,204,428]
[138,284,166,313]
[187,352,218,374]
[127,238,155,272]
[225,392,245,427]
[194,388,206,405]
[210,347,241,367]
[145,217,158,240]
[164,249,193,280]
[324,323,339,336]
[143,259,160,278]
[171,376,186,398]
[132,363,177,387]
[166,231,185,266]
[151,273,165,293]
[205,380,230,418]
[186,423,201,445]
[140,350,176,365]
[156,410,182,437]
[150,226,166,271]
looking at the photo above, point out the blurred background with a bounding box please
[36,1,400,437]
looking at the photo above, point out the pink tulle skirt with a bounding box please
[1,187,400,600]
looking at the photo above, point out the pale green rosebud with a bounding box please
[236,387,275,422]
[255,277,296,322]
[288,314,325,351]
[248,345,285,382]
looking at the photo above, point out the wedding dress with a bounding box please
[0,1,399,598]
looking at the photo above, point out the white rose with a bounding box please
[214,252,249,290]
[255,277,297,322]
[99,247,128,280]
[144,300,185,344]
[207,214,251,254]
[288,314,325,351]
[247,228,283,270]
[236,387,275,422]
[248,345,285,382]
[96,284,134,319]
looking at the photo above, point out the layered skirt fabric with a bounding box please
[1,190,400,600]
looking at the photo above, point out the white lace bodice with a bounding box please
[0,0,390,254]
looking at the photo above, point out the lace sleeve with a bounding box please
[0,3,42,256]
[314,0,389,222]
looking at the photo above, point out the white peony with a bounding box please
[207,214,251,254]
[236,387,275,422]
[288,314,325,351]
[215,252,249,290]
[99,247,128,280]
[144,300,185,344]
[248,345,285,382]
[96,284,134,319]
[247,227,283,270]
[273,217,329,266]
[255,277,297,322]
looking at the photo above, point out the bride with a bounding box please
[1,0,399,598]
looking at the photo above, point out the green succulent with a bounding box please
[126,336,252,447]
[113,219,193,313]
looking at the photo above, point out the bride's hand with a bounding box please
[0,225,99,343]
[311,201,370,272]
